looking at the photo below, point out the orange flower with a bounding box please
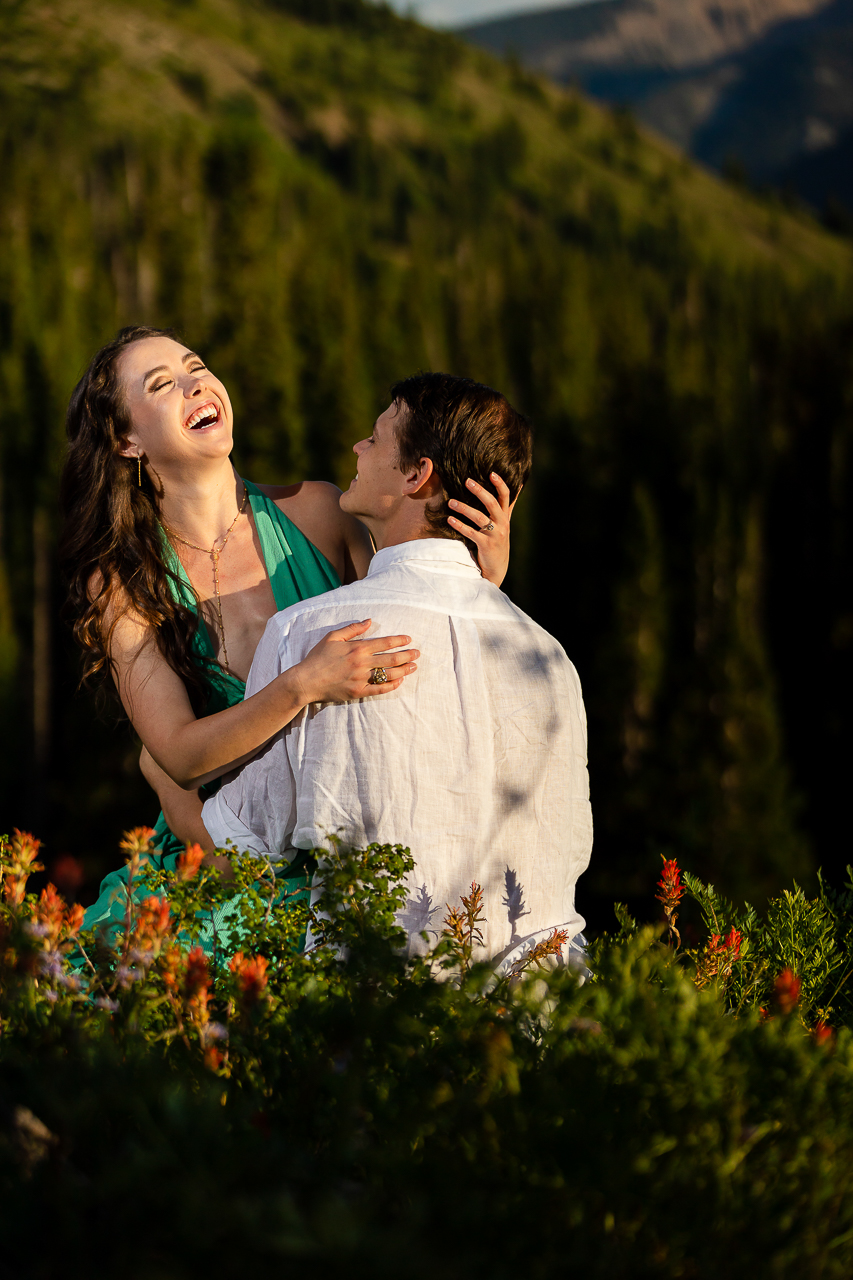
[35,884,66,948]
[10,830,44,872]
[118,827,156,855]
[131,896,172,952]
[813,1020,833,1046]
[160,944,183,991]
[229,951,269,1006]
[773,968,801,1016]
[64,902,85,940]
[183,947,209,1000]
[3,831,45,907]
[176,844,206,881]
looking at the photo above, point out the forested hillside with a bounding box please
[1,0,851,923]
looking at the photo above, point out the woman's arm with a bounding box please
[111,605,418,790]
[139,746,214,851]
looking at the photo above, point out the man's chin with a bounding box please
[340,488,364,517]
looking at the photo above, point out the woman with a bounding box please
[60,326,517,946]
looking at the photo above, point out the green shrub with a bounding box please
[2,829,852,1277]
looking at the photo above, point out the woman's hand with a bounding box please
[447,472,520,587]
[291,620,419,704]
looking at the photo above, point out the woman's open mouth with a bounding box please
[184,403,221,432]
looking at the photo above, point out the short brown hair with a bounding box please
[390,373,532,547]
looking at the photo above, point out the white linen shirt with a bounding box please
[203,539,593,966]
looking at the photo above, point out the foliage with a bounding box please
[3,827,853,1276]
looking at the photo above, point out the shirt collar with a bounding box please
[367,538,482,578]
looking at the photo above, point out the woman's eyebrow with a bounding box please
[142,364,169,388]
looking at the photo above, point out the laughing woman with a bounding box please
[59,326,517,948]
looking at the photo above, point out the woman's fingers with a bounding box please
[447,497,493,531]
[324,619,374,643]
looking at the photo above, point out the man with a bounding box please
[202,374,592,971]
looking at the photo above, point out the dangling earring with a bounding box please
[137,454,142,488]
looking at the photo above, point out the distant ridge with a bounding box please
[462,0,853,215]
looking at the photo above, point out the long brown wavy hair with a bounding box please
[59,326,212,714]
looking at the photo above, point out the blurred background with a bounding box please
[0,0,851,929]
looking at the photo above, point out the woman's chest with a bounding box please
[180,531,279,682]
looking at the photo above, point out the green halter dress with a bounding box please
[79,479,341,955]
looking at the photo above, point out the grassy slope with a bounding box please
[17,0,851,283]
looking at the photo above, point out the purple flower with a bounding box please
[201,1022,229,1046]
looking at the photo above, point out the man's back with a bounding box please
[204,539,592,966]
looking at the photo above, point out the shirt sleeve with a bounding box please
[201,619,299,860]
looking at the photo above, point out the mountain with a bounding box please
[462,0,853,213]
[1,0,852,921]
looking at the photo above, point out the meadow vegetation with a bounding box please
[3,825,853,1278]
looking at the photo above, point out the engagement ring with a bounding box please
[368,667,388,685]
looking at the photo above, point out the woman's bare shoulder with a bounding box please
[250,480,371,582]
[253,479,344,514]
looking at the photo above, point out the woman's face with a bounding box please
[117,336,234,471]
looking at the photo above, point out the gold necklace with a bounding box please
[165,483,249,675]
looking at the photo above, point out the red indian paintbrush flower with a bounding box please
[813,1020,833,1046]
[773,968,801,1016]
[229,952,269,1006]
[656,856,684,948]
[656,858,685,912]
[176,844,206,881]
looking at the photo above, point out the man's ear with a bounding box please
[401,457,439,498]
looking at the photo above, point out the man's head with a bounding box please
[340,373,532,551]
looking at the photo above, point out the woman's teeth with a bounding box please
[186,405,219,430]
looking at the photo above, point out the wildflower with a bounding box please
[115,965,144,989]
[160,945,183,991]
[656,857,684,913]
[442,882,487,970]
[64,902,85,940]
[130,897,171,954]
[95,996,119,1013]
[183,947,209,1000]
[773,968,801,1016]
[694,926,742,989]
[4,831,44,907]
[204,1046,224,1072]
[508,928,570,979]
[176,844,206,881]
[201,1021,229,1045]
[35,885,66,948]
[23,922,50,939]
[118,827,156,855]
[656,855,684,948]
[36,951,64,983]
[813,1020,833,1046]
[229,952,269,1007]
